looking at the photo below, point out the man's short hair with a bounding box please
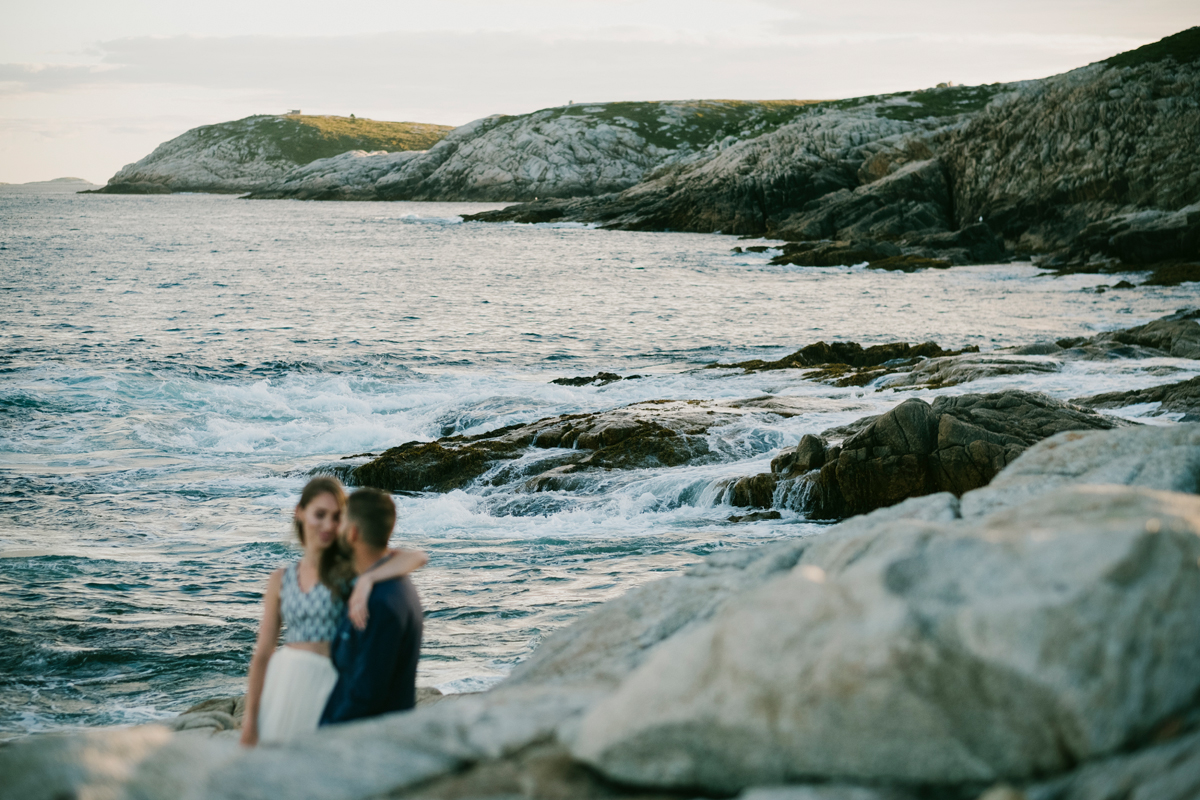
[347,488,396,550]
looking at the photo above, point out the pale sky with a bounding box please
[1,1,1194,184]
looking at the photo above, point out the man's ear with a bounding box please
[343,522,360,545]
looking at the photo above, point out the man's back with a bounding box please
[320,576,423,725]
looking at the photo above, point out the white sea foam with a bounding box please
[2,189,1196,737]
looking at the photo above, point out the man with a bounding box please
[320,488,423,725]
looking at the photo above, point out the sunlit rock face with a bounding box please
[571,482,1200,791]
[249,100,829,202]
[95,115,451,195]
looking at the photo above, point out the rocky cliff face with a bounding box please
[942,31,1200,265]
[95,115,452,194]
[463,88,1003,236]
[471,28,1200,272]
[247,100,822,202]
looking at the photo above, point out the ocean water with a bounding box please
[1,184,1197,739]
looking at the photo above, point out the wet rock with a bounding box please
[1143,262,1200,286]
[902,222,1007,264]
[728,474,779,508]
[713,339,977,377]
[1071,203,1200,266]
[1055,308,1200,360]
[571,484,1200,791]
[802,391,1124,518]
[885,354,1061,388]
[864,255,952,271]
[551,372,639,387]
[353,402,729,492]
[728,511,783,523]
[1072,375,1200,419]
[771,434,828,477]
[769,239,902,267]
[960,422,1200,518]
[354,438,521,492]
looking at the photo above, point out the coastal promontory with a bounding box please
[91,114,453,195]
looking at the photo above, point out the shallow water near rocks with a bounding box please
[1,185,1197,739]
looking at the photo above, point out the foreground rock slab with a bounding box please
[961,423,1200,517]
[571,484,1200,791]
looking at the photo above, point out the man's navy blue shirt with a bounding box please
[320,575,423,726]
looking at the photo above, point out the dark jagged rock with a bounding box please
[1143,262,1200,286]
[727,474,778,508]
[746,391,1128,519]
[551,372,639,387]
[771,434,828,477]
[772,158,952,243]
[1056,308,1200,359]
[865,255,953,272]
[711,338,979,387]
[352,403,723,492]
[717,339,975,372]
[1073,375,1200,420]
[943,30,1200,264]
[727,510,782,523]
[1071,205,1200,266]
[770,238,901,267]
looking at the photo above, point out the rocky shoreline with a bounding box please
[86,30,1199,280]
[5,424,1199,800]
[466,28,1199,278]
[329,310,1200,523]
[4,311,1199,800]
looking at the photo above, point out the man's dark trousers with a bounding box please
[320,576,423,725]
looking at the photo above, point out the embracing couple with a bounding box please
[240,477,428,747]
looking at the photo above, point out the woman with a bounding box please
[240,476,427,746]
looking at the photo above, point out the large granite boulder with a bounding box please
[570,484,1200,791]
[960,423,1200,517]
[1024,728,1200,800]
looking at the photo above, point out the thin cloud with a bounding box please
[0,26,1154,102]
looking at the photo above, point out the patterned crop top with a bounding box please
[279,561,345,644]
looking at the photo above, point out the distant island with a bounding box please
[88,27,1199,279]
[90,114,453,195]
[6,177,97,186]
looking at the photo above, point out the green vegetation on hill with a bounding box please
[191,115,453,166]
[552,100,821,150]
[819,83,1006,122]
[1105,26,1200,68]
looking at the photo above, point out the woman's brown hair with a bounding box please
[293,477,355,600]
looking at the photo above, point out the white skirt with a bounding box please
[257,646,339,744]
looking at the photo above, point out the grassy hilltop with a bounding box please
[96,113,454,194]
[265,115,453,163]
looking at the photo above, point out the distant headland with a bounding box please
[87,27,1199,279]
